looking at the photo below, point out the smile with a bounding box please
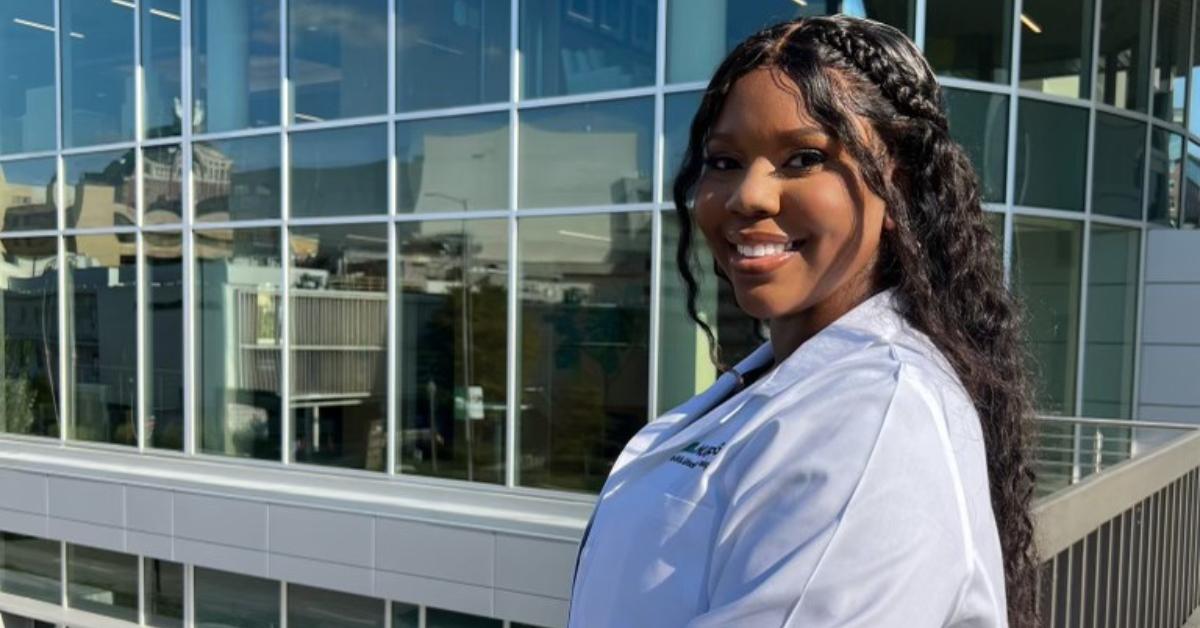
[729,240,804,275]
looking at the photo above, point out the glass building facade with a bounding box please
[0,0,1195,626]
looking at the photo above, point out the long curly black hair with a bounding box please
[672,15,1038,626]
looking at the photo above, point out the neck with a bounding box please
[768,278,880,366]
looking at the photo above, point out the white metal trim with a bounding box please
[646,0,667,422]
[504,0,520,489]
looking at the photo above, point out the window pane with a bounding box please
[397,114,509,213]
[1190,26,1200,137]
[1152,0,1190,124]
[518,213,651,491]
[64,150,136,230]
[287,584,384,628]
[146,232,184,450]
[1096,0,1152,111]
[1082,225,1139,419]
[197,228,282,460]
[193,0,281,134]
[66,544,137,622]
[143,0,182,138]
[986,210,1005,257]
[291,225,388,471]
[66,235,137,446]
[0,158,57,232]
[943,88,1008,203]
[926,0,1011,83]
[0,533,59,603]
[1018,0,1092,98]
[519,98,652,208]
[194,568,280,628]
[61,0,135,147]
[396,0,510,112]
[0,237,59,437]
[0,2,56,154]
[658,211,717,415]
[144,558,184,628]
[663,91,702,201]
[665,0,914,84]
[1147,129,1183,226]
[195,136,282,223]
[391,603,419,628]
[289,0,387,122]
[520,0,656,98]
[1092,113,1146,220]
[1012,216,1082,415]
[1015,99,1087,211]
[290,125,387,218]
[145,145,184,226]
[426,607,501,628]
[1185,141,1200,229]
[397,220,507,484]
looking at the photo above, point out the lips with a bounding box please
[727,238,805,276]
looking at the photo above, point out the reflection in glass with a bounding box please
[146,232,184,450]
[521,0,656,98]
[1148,130,1183,226]
[195,136,282,223]
[1191,26,1200,138]
[0,237,59,437]
[663,91,702,201]
[66,544,137,622]
[144,145,185,225]
[397,220,507,484]
[291,125,387,218]
[1018,0,1092,98]
[665,0,913,84]
[0,533,60,603]
[61,0,135,147]
[1092,113,1146,220]
[194,567,280,628]
[426,607,502,627]
[518,213,651,491]
[1015,99,1087,211]
[1012,216,1082,415]
[197,228,282,461]
[290,225,388,471]
[397,114,509,213]
[392,603,420,628]
[143,0,183,138]
[396,0,510,112]
[1083,225,1139,419]
[0,158,57,233]
[986,211,1005,257]
[66,235,137,446]
[64,150,136,230]
[943,88,1008,203]
[658,211,717,415]
[193,0,281,133]
[289,0,388,122]
[287,584,384,627]
[926,0,1011,83]
[1152,0,1191,124]
[0,2,56,154]
[519,98,653,208]
[1096,0,1152,111]
[145,558,184,628]
[1185,142,1200,229]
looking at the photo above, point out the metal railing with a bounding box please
[1032,417,1200,627]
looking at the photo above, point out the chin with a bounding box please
[732,284,808,321]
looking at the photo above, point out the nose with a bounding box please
[726,158,780,217]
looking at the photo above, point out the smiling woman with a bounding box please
[569,14,1038,628]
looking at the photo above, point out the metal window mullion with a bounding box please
[137,555,145,625]
[279,0,292,467]
[385,0,398,478]
[1001,0,1023,286]
[280,580,288,628]
[181,0,196,457]
[913,0,926,52]
[504,0,520,489]
[645,0,667,422]
[280,220,291,464]
[184,563,194,627]
[59,541,67,609]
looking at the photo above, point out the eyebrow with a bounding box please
[705,127,828,145]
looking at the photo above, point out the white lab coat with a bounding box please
[568,288,1007,627]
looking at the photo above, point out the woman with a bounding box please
[568,15,1037,628]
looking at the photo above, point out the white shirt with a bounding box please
[568,288,1007,627]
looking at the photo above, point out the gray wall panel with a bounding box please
[0,508,47,538]
[126,529,173,560]
[48,477,123,527]
[47,518,124,551]
[175,537,270,578]
[0,469,48,515]
[125,487,173,535]
[375,518,494,587]
[494,589,570,628]
[375,570,493,618]
[495,535,577,598]
[269,553,374,596]
[174,493,268,550]
[268,504,373,567]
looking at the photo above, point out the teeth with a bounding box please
[737,243,787,258]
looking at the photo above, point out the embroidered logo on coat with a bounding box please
[670,440,725,469]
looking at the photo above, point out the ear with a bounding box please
[883,212,896,231]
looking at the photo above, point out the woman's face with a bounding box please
[694,67,893,324]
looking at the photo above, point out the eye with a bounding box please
[703,155,741,171]
[784,149,826,170]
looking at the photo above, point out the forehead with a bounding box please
[711,67,822,137]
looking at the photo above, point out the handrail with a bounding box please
[1036,415,1200,432]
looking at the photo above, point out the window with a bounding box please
[521,0,656,98]
[396,114,510,213]
[1185,141,1200,229]
[290,126,388,218]
[426,607,502,627]
[663,91,703,201]
[1152,0,1191,124]
[195,136,282,223]
[944,88,1008,203]
[64,150,136,230]
[1082,225,1139,420]
[657,211,718,415]
[519,98,653,208]
[66,544,138,622]
[0,237,59,438]
[392,602,420,628]
[193,0,281,133]
[143,0,183,138]
[518,213,652,491]
[1015,99,1088,211]
[0,158,56,233]
[1096,0,1152,111]
[144,145,185,226]
[1147,129,1183,226]
[0,1,55,155]
[194,567,280,628]
[289,0,388,122]
[287,584,384,627]
[62,0,135,147]
[397,220,508,484]
[144,558,185,628]
[1018,0,1093,99]
[1092,113,1146,220]
[146,232,184,450]
[925,0,1012,83]
[396,0,510,112]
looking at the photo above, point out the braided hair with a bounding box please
[673,15,1038,626]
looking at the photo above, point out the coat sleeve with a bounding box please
[686,364,983,627]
